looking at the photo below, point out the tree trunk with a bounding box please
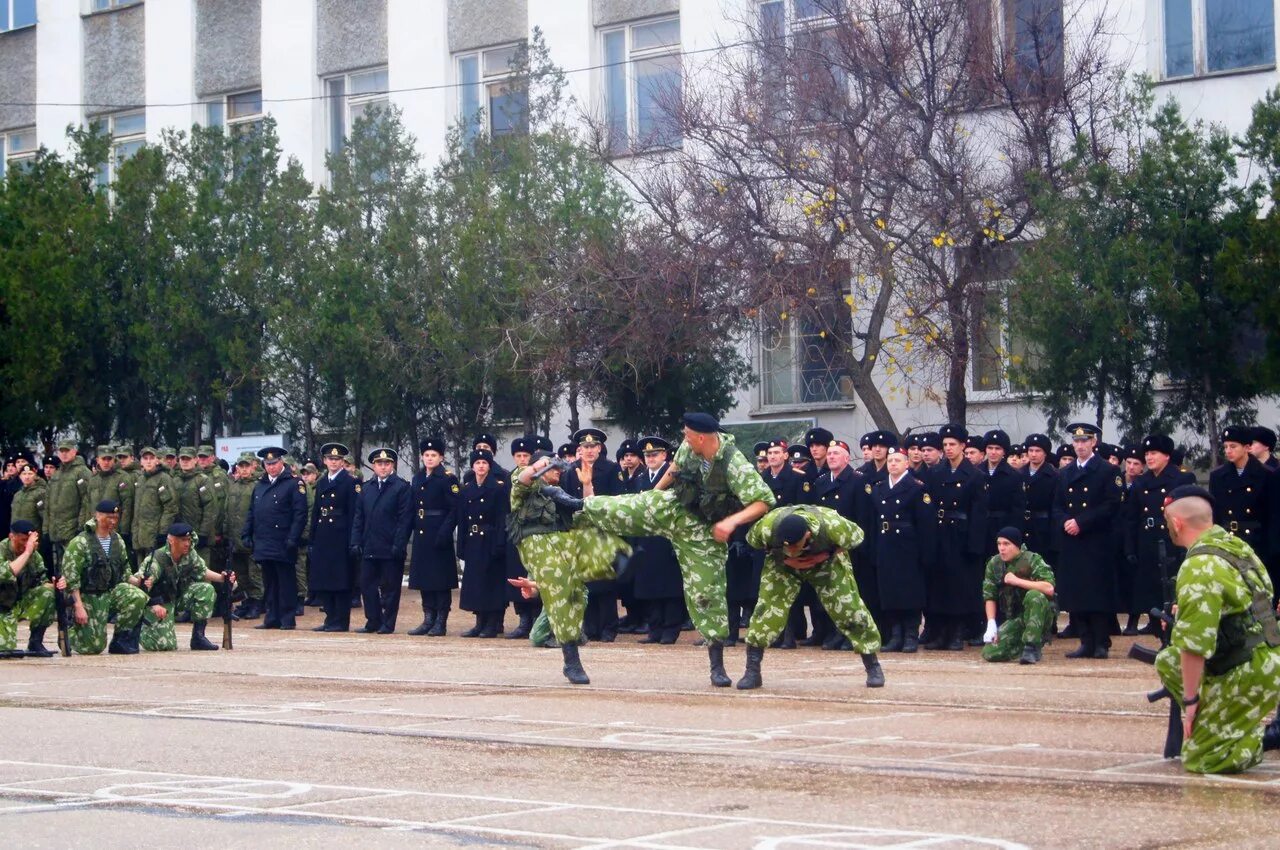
[848,366,898,433]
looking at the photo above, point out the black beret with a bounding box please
[1166,484,1214,509]
[776,513,811,545]
[1141,434,1175,456]
[680,413,723,434]
[95,499,119,514]
[167,522,194,537]
[9,520,35,534]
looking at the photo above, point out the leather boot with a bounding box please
[190,621,219,651]
[561,643,590,685]
[479,611,501,638]
[736,645,764,690]
[1065,637,1094,658]
[707,641,731,687]
[26,625,54,658]
[1019,644,1042,665]
[861,653,885,688]
[659,627,680,644]
[771,625,796,649]
[408,608,435,636]
[882,622,904,653]
[639,623,663,644]
[460,614,484,638]
[108,622,141,655]
[175,610,191,624]
[427,610,448,637]
[506,609,533,639]
[1263,714,1280,752]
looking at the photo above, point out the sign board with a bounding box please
[214,435,287,467]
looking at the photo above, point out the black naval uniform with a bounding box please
[1124,464,1196,617]
[980,460,1027,559]
[309,467,359,631]
[632,462,687,644]
[870,472,936,652]
[456,473,508,636]
[408,466,460,632]
[1209,456,1279,603]
[562,458,625,640]
[1021,462,1059,563]
[1051,454,1121,656]
[350,472,412,633]
[927,459,988,648]
[242,467,309,630]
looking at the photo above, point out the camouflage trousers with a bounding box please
[746,552,881,653]
[295,546,309,598]
[141,583,217,652]
[579,490,730,642]
[0,587,55,650]
[529,606,554,647]
[982,590,1053,662]
[70,584,149,655]
[231,551,263,600]
[519,528,629,645]
[1156,644,1280,774]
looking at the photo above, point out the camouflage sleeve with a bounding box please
[726,449,776,508]
[822,511,864,550]
[117,478,134,534]
[76,475,94,529]
[61,536,87,591]
[672,441,691,468]
[509,468,531,512]
[1029,552,1055,586]
[183,552,208,585]
[135,553,155,583]
[747,510,777,550]
[1170,553,1231,658]
[157,478,178,532]
[981,556,1001,601]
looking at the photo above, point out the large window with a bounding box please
[1163,0,1275,79]
[602,17,682,154]
[1001,0,1063,92]
[756,1,847,126]
[759,288,855,409]
[204,90,264,140]
[92,111,145,189]
[90,0,141,10]
[325,67,389,161]
[0,0,35,32]
[0,127,35,180]
[457,43,528,144]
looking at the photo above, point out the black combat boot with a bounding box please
[175,610,191,624]
[107,622,141,655]
[1263,714,1280,752]
[408,603,435,636]
[461,614,484,637]
[736,645,764,690]
[479,611,502,638]
[881,622,904,653]
[707,641,731,687]
[190,621,219,651]
[506,608,533,640]
[561,643,590,685]
[861,653,885,688]
[540,485,584,511]
[1019,644,1041,665]
[944,621,964,651]
[26,626,54,658]
[427,610,448,636]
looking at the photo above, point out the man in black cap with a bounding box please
[980,430,1026,562]
[350,448,412,633]
[563,428,625,641]
[980,527,1055,664]
[1052,423,1122,659]
[1210,426,1278,604]
[787,444,816,483]
[503,437,544,639]
[811,439,875,648]
[1123,434,1196,634]
[856,431,896,486]
[631,437,686,645]
[925,424,987,651]
[1249,426,1279,471]
[241,447,308,631]
[805,427,834,477]
[0,519,58,657]
[570,412,775,687]
[1020,433,1060,567]
[309,443,361,632]
[964,434,986,467]
[62,500,150,654]
[752,441,770,474]
[135,522,235,651]
[405,438,460,637]
[464,433,510,487]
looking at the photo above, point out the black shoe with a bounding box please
[322,625,348,632]
[311,624,330,632]
[427,611,448,636]
[1019,644,1041,665]
[736,645,764,690]
[708,641,731,687]
[353,625,378,634]
[190,621,219,651]
[377,624,394,634]
[1065,643,1092,658]
[945,636,964,651]
[25,626,54,658]
[561,643,590,685]
[862,653,885,688]
[236,599,263,620]
[107,623,141,654]
[882,623,904,653]
[599,631,617,643]
[175,610,191,624]
[460,616,483,638]
[799,632,823,647]
[294,600,305,617]
[659,628,680,645]
[1092,647,1109,659]
[772,627,796,650]
[639,627,662,644]
[255,622,280,630]
[821,631,844,651]
[1263,717,1280,752]
[478,612,501,638]
[901,634,919,653]
[408,613,434,636]
[922,635,946,650]
[506,611,533,639]
[1057,623,1079,639]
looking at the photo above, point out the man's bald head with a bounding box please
[1165,495,1213,547]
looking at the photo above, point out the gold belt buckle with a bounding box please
[881,522,889,533]
[470,524,480,533]
[418,508,425,519]
[1229,520,1239,533]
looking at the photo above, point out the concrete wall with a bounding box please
[447,0,526,52]
[316,0,387,76]
[594,0,679,27]
[83,1,145,116]
[195,0,262,97]
[0,27,36,131]
[389,0,449,166]
[262,0,319,178]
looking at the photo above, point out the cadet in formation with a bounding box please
[350,448,411,634]
[62,500,149,654]
[1155,486,1280,773]
[136,522,234,651]
[242,446,308,631]
[980,527,1055,664]
[0,520,56,656]
[131,448,178,570]
[309,443,360,632]
[406,438,458,636]
[740,504,884,690]
[225,454,264,619]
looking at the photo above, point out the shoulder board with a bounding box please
[923,492,933,504]
[299,483,307,493]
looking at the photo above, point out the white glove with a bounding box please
[983,619,999,644]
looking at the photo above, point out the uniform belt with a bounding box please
[880,521,913,532]
[1025,511,1049,520]
[938,510,968,520]
[1228,520,1261,533]
[423,509,448,517]
[468,524,489,534]
[1143,517,1165,530]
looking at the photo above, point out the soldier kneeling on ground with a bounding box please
[64,501,150,655]
[981,527,1055,665]
[0,521,57,657]
[136,523,235,652]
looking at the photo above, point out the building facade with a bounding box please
[1,0,1277,452]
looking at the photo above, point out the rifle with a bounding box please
[221,542,234,650]
[50,541,71,657]
[0,649,29,659]
[1127,538,1181,758]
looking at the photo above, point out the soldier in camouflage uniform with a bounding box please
[45,438,94,548]
[739,505,883,689]
[89,445,134,558]
[10,465,47,531]
[295,461,317,614]
[569,413,775,687]
[1155,486,1280,773]
[225,454,264,618]
[510,453,631,684]
[63,501,149,655]
[0,520,56,656]
[980,527,1055,664]
[174,447,217,568]
[131,448,178,565]
[135,523,233,651]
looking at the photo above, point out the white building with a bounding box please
[0,0,1276,457]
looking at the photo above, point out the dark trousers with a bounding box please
[421,589,452,611]
[260,558,297,628]
[584,590,618,639]
[319,591,350,630]
[360,557,403,630]
[646,598,685,631]
[1076,611,1113,651]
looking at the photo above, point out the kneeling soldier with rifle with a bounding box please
[0,520,58,658]
[1151,486,1280,773]
[63,500,150,655]
[136,523,235,652]
[981,527,1055,665]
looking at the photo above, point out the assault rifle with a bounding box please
[50,541,71,657]
[1127,537,1181,758]
[221,543,234,650]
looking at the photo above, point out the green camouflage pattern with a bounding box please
[10,480,47,529]
[46,456,93,543]
[981,548,1055,661]
[88,468,134,535]
[745,505,880,653]
[222,477,262,598]
[174,468,218,543]
[69,582,149,654]
[0,539,53,651]
[577,434,774,642]
[1156,526,1280,773]
[140,582,217,651]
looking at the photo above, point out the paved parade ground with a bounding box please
[1,598,1277,849]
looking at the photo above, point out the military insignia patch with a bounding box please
[803,482,811,492]
[299,483,306,493]
[1115,477,1123,488]
[451,484,459,493]
[923,493,933,504]
[355,484,362,493]
[864,484,872,494]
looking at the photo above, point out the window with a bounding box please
[325,67,389,160]
[756,1,846,126]
[204,90,264,140]
[0,0,35,32]
[92,111,145,189]
[0,127,36,180]
[759,283,855,409]
[1000,0,1063,93]
[1163,0,1275,79]
[602,18,681,154]
[967,248,1036,394]
[90,0,141,10]
[456,43,527,143]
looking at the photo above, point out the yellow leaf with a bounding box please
[806,287,817,296]
[780,312,788,320]
[875,217,885,229]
